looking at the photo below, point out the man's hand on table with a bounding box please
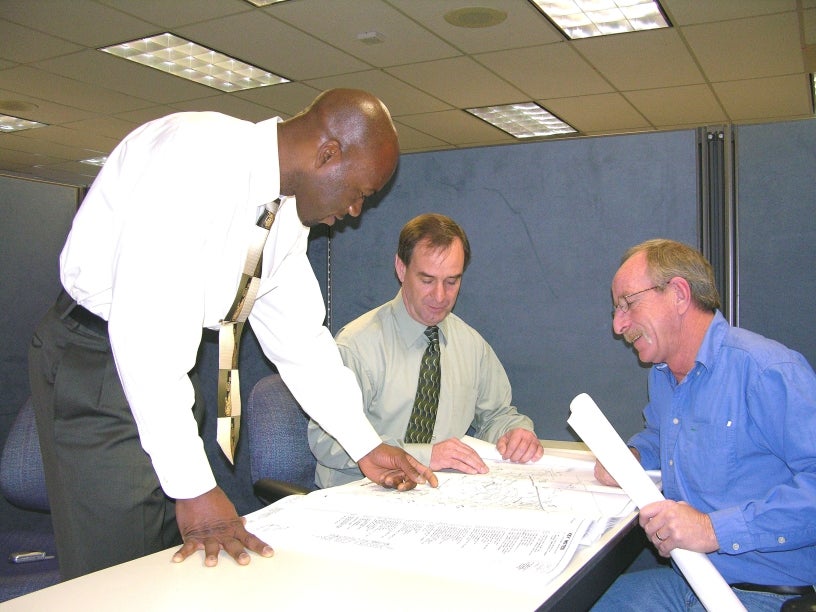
[496,428,544,463]
[173,486,274,567]
[430,438,489,473]
[358,443,439,491]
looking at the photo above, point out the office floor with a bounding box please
[0,498,59,602]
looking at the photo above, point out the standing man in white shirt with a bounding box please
[29,88,437,581]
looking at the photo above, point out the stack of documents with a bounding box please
[245,436,648,591]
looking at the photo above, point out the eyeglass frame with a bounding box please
[612,284,665,316]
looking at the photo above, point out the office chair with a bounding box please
[0,397,59,602]
[1,398,49,512]
[245,374,318,505]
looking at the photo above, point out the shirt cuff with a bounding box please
[151,441,217,500]
[710,506,752,555]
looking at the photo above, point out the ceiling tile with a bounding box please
[391,121,450,152]
[713,75,814,121]
[0,132,101,161]
[386,56,527,108]
[0,66,154,114]
[544,93,651,133]
[682,13,804,82]
[166,93,276,122]
[0,21,82,63]
[0,88,96,124]
[388,0,562,54]
[19,124,122,153]
[96,0,253,28]
[624,85,726,126]
[801,7,815,45]
[573,30,703,91]
[177,11,370,81]
[34,50,223,105]
[62,116,145,143]
[269,0,460,67]
[0,0,157,47]
[234,82,324,117]
[396,110,514,145]
[476,43,614,99]
[662,0,796,25]
[304,70,451,116]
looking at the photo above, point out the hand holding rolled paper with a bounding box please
[567,393,746,612]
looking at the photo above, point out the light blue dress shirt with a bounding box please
[629,311,816,585]
[308,290,536,488]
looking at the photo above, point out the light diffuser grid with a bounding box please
[100,33,289,92]
[466,103,577,138]
[0,114,47,132]
[529,0,669,39]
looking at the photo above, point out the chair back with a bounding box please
[1,397,49,512]
[246,374,317,496]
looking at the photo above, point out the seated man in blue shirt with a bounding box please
[308,213,543,488]
[591,239,816,612]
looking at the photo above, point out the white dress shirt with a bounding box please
[60,112,381,499]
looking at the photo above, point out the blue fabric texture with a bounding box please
[246,374,317,492]
[591,567,797,612]
[630,311,816,585]
[1,398,49,512]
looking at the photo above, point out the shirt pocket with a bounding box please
[677,414,736,494]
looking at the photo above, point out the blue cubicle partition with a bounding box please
[326,129,699,442]
[737,119,816,368]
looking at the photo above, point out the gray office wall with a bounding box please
[737,119,816,367]
[328,130,698,441]
[0,176,78,420]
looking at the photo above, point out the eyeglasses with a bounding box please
[612,284,664,316]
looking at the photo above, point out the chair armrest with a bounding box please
[253,478,311,505]
[781,591,816,611]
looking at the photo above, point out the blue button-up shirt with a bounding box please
[629,311,816,585]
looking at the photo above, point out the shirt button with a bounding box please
[778,536,786,544]
[668,459,674,466]
[672,418,679,425]
[732,543,740,551]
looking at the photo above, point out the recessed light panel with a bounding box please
[466,103,577,139]
[99,33,289,92]
[80,156,108,167]
[0,114,47,133]
[529,0,670,39]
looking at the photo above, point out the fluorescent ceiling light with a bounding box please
[80,156,108,167]
[0,114,47,132]
[243,0,288,6]
[99,33,289,92]
[466,103,577,139]
[529,0,670,39]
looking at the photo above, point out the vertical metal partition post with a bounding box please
[697,126,738,325]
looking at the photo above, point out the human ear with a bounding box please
[394,254,406,284]
[316,139,341,168]
[669,276,692,312]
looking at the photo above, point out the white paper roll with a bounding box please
[568,393,746,612]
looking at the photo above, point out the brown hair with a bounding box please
[397,213,471,271]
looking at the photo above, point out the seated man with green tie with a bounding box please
[308,213,543,488]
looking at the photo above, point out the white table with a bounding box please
[1,442,644,611]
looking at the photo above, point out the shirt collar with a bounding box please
[655,309,726,379]
[391,289,447,348]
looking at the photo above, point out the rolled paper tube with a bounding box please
[567,393,746,612]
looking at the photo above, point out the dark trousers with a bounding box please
[28,292,205,580]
